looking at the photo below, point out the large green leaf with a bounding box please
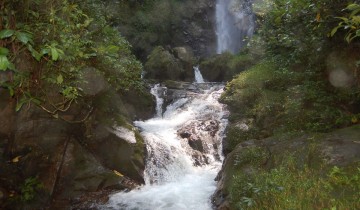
[0,47,9,56]
[346,3,360,11]
[0,55,11,71]
[330,26,341,37]
[15,31,34,44]
[0,29,15,39]
[51,47,59,61]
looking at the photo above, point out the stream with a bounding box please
[103,80,228,210]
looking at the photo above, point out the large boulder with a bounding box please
[144,46,197,82]
[199,53,233,82]
[144,46,184,81]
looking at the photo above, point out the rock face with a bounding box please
[212,125,360,209]
[111,0,216,60]
[144,46,197,82]
[0,87,154,209]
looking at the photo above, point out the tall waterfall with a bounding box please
[104,83,228,210]
[216,0,255,54]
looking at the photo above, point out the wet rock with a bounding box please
[177,119,221,165]
[188,138,204,152]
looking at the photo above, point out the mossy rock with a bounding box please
[199,51,258,82]
[144,46,184,81]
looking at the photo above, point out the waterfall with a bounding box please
[104,84,228,210]
[150,84,166,117]
[194,66,205,83]
[216,0,255,54]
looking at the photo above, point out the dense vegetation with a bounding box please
[0,0,146,120]
[220,0,360,209]
[1,0,360,209]
[0,0,152,208]
[222,0,360,150]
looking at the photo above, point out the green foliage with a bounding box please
[20,176,43,202]
[222,0,360,146]
[229,158,360,209]
[0,0,144,116]
[331,3,360,43]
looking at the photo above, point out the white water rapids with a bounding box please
[103,82,228,210]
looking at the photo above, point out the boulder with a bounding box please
[144,46,198,82]
[199,53,233,82]
[144,46,184,81]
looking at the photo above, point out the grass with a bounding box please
[229,157,360,210]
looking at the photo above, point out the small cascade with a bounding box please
[104,84,228,210]
[150,84,166,117]
[216,0,255,54]
[194,66,205,83]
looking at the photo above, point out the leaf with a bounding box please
[27,45,42,61]
[346,4,360,11]
[0,55,11,71]
[346,33,352,43]
[113,170,123,177]
[350,8,360,17]
[9,87,14,96]
[0,47,9,56]
[56,74,63,84]
[106,45,120,54]
[316,12,321,22]
[351,116,358,124]
[16,97,28,112]
[15,31,34,45]
[31,97,42,105]
[51,47,59,61]
[335,17,349,22]
[41,48,50,55]
[53,113,59,119]
[12,156,21,163]
[330,26,341,37]
[0,29,15,39]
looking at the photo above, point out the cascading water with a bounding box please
[194,66,205,83]
[103,79,228,210]
[150,84,166,117]
[216,0,255,54]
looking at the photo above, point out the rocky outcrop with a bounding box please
[212,125,360,209]
[144,46,196,82]
[0,86,154,209]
